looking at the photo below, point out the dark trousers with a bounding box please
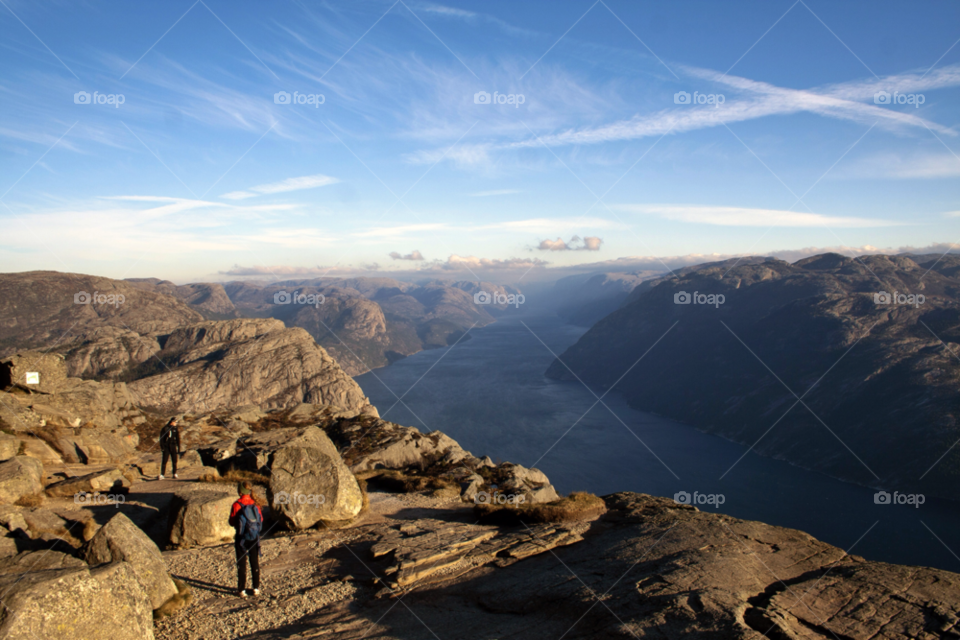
[161,449,178,476]
[236,538,261,591]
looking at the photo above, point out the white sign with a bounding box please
[25,372,39,385]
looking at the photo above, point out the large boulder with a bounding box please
[84,512,177,610]
[0,457,43,504]
[498,463,560,504]
[0,551,154,640]
[0,434,20,461]
[127,319,372,414]
[166,488,236,548]
[327,417,474,473]
[44,468,130,498]
[268,426,363,528]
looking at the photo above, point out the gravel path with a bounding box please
[154,491,469,640]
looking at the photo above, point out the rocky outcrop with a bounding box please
[246,492,960,640]
[127,319,372,414]
[325,416,561,505]
[0,271,204,367]
[83,512,178,610]
[266,427,364,528]
[547,253,960,499]
[166,487,237,549]
[0,550,155,640]
[0,457,43,504]
[370,518,586,590]
[125,278,239,317]
[44,468,130,497]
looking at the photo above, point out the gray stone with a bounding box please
[0,552,154,640]
[0,457,43,504]
[0,434,20,462]
[167,488,236,548]
[44,468,130,498]
[268,426,363,529]
[83,512,177,610]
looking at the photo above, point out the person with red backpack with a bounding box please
[228,481,263,597]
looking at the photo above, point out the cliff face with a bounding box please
[0,273,372,415]
[0,271,204,358]
[126,319,372,414]
[223,277,523,375]
[546,253,960,499]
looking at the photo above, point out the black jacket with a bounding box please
[159,424,181,453]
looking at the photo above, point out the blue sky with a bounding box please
[1,0,959,283]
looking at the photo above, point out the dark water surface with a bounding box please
[356,314,960,572]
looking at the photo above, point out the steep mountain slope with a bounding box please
[546,253,960,499]
[0,271,204,360]
[124,278,239,318]
[222,277,523,375]
[0,272,373,414]
[546,271,658,325]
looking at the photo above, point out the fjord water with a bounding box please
[356,314,960,572]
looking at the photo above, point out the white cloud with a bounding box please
[537,235,603,251]
[389,250,425,261]
[618,204,901,228]
[411,64,960,165]
[841,152,960,179]
[441,255,549,270]
[221,174,339,200]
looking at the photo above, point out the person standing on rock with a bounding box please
[158,417,181,480]
[229,481,263,597]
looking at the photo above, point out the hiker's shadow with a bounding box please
[173,574,235,595]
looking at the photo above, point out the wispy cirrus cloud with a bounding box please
[617,204,901,228]
[221,174,339,200]
[409,64,960,166]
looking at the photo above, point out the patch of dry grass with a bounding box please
[357,469,458,494]
[199,469,269,485]
[474,492,607,525]
[154,578,193,619]
[14,492,45,508]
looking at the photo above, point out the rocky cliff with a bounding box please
[223,277,523,375]
[546,252,960,499]
[0,273,374,416]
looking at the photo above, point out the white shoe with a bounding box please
[173,473,179,479]
[158,475,164,480]
[253,588,260,596]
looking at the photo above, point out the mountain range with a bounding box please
[546,252,960,500]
